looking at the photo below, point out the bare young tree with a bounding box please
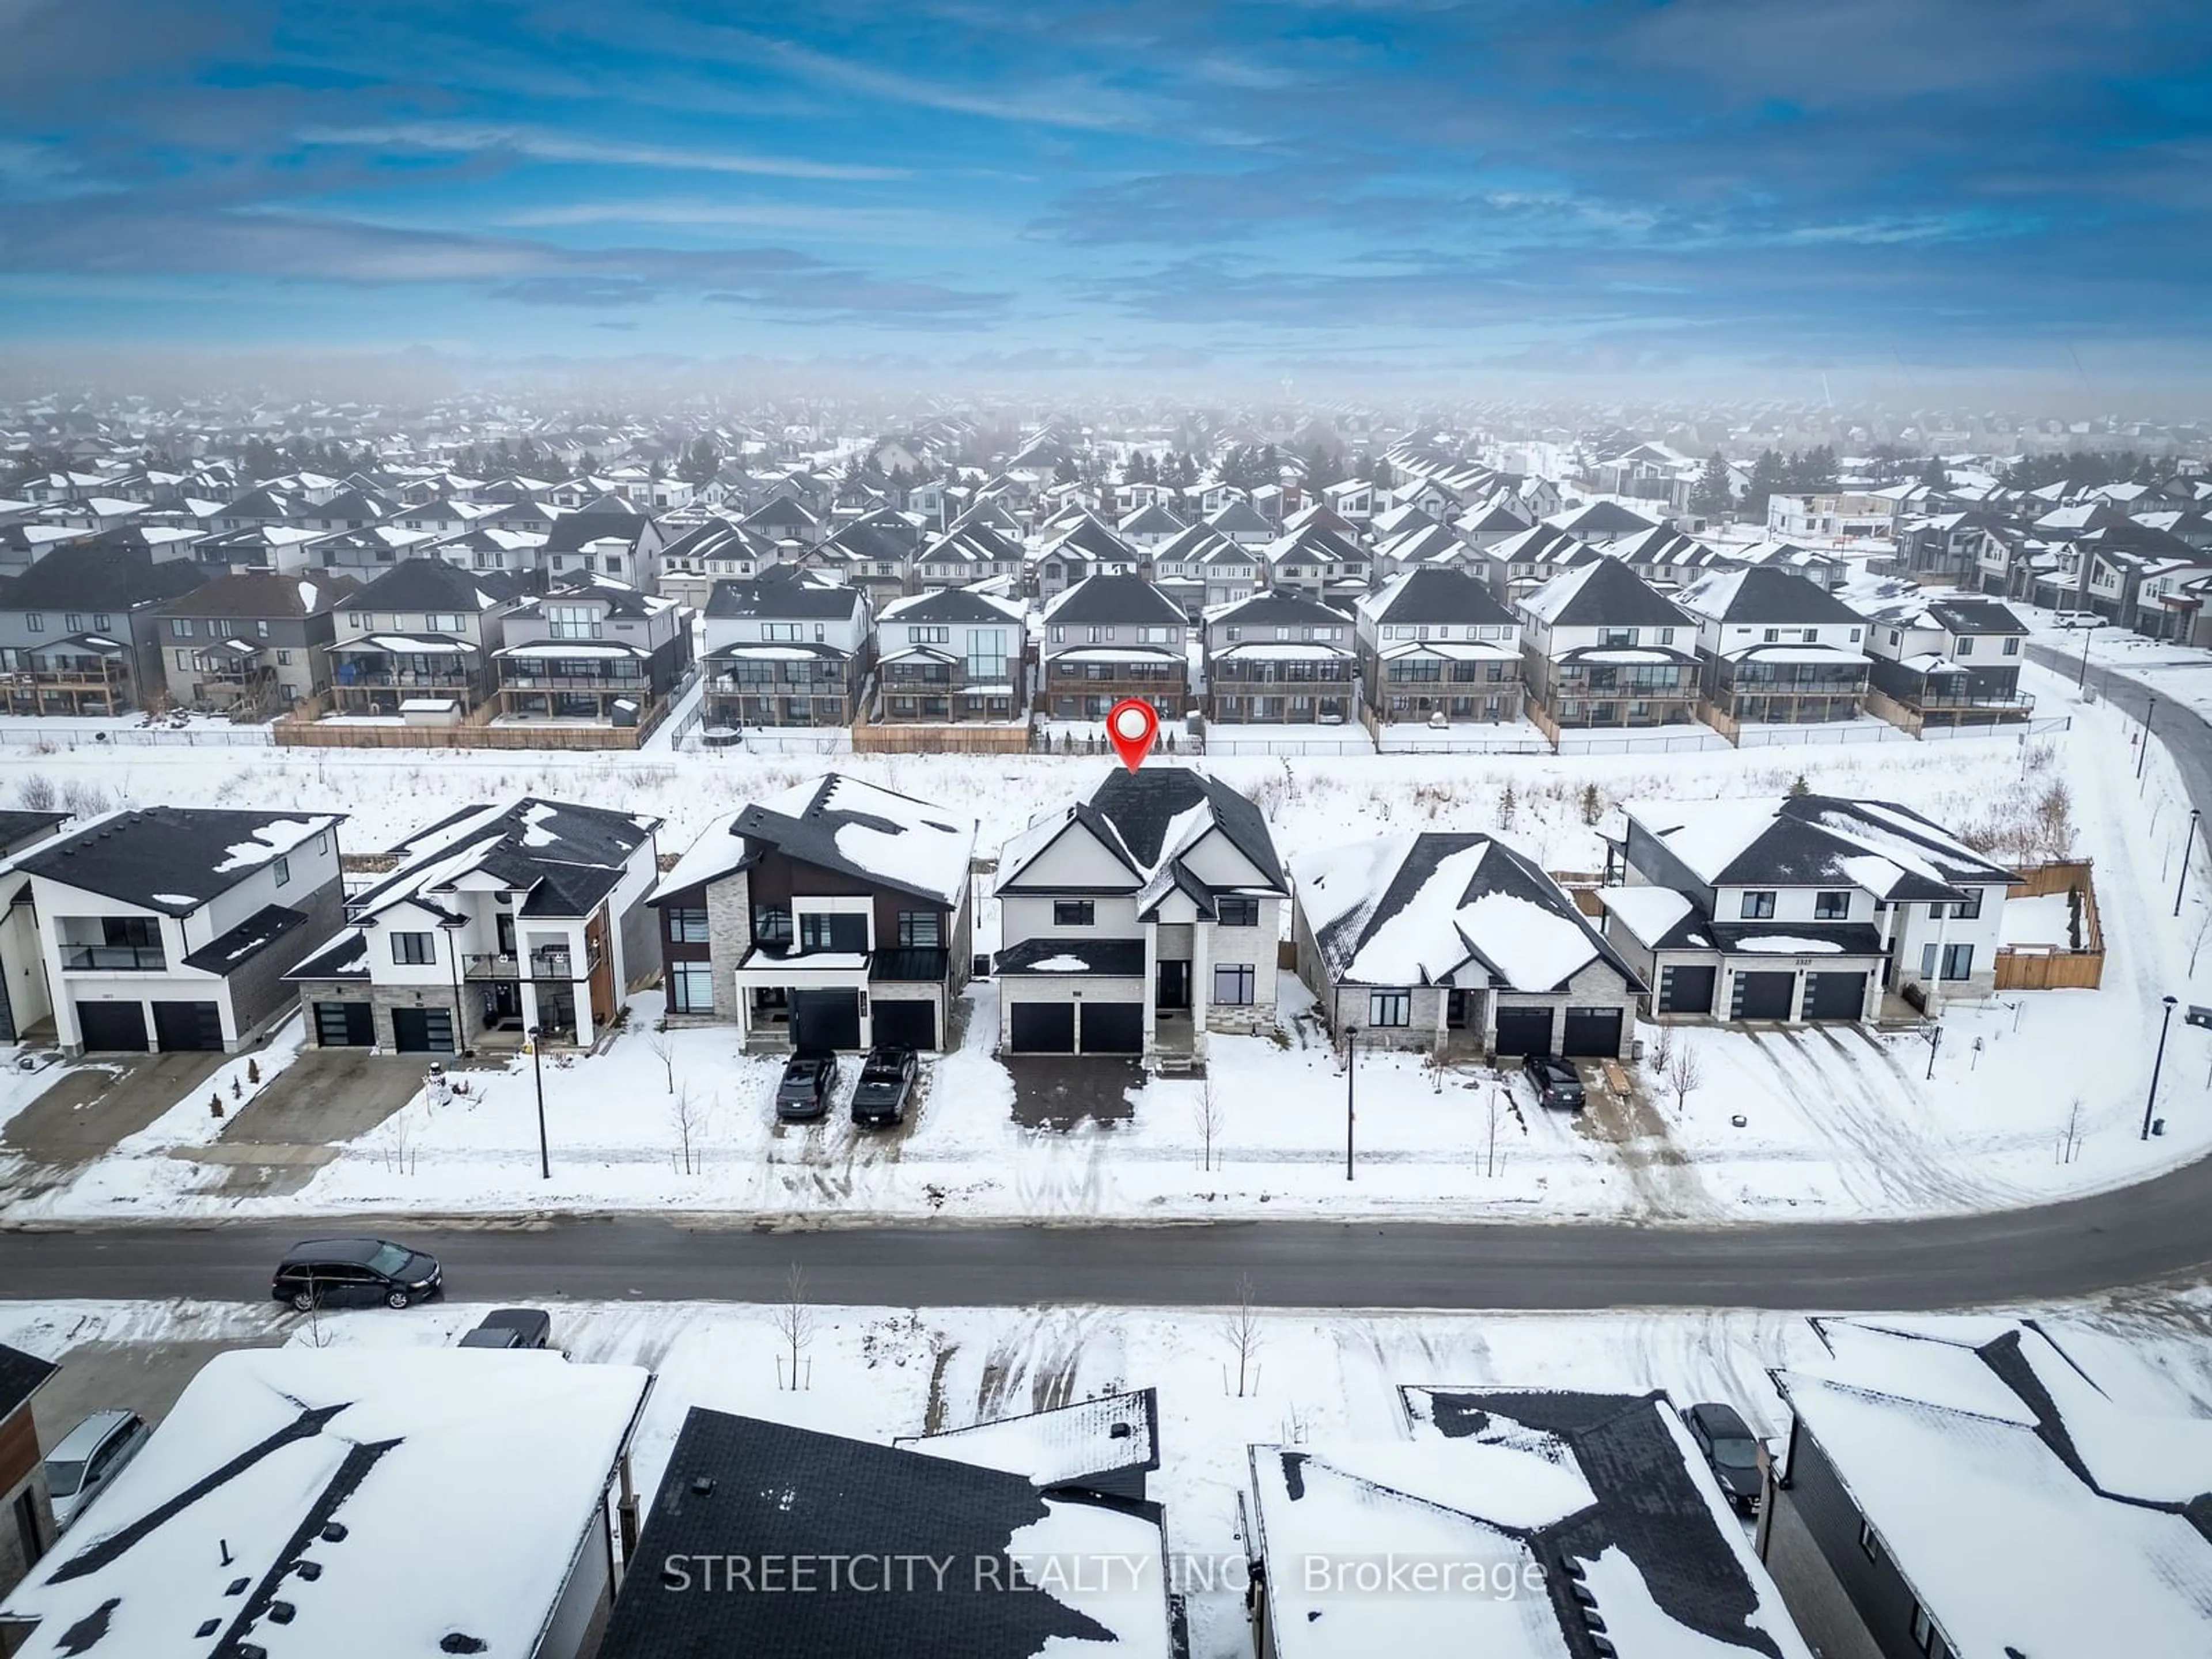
[1648,1022,1676,1079]
[1483,1084,1504,1179]
[1666,1046,1704,1118]
[648,1025,676,1093]
[670,1084,705,1176]
[2055,1097,2085,1166]
[1224,1273,1263,1398]
[1195,1077,1224,1173]
[774,1263,815,1391]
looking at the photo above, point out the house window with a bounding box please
[25,613,41,632]
[1053,900,1096,927]
[171,619,195,638]
[1088,626,1112,643]
[256,620,270,637]
[798,911,866,952]
[1217,896,1260,928]
[896,911,943,948]
[93,613,110,630]
[427,611,466,633]
[1048,626,1065,643]
[273,855,290,888]
[1762,628,1779,643]
[666,907,709,945]
[1888,628,1900,646]
[1657,626,1676,645]
[1952,889,1983,921]
[276,650,293,666]
[1214,963,1256,1005]
[1956,637,1974,656]
[1368,989,1411,1027]
[1858,1520,1881,1560]
[1814,891,1850,920]
[1910,1603,1947,1657]
[546,604,597,640]
[1942,942,1974,980]
[1849,627,1862,642]
[391,931,435,965]
[2002,636,2020,656]
[669,962,715,1014]
[912,626,950,645]
[349,611,370,629]
[65,612,84,631]
[1599,627,1636,647]
[752,905,793,946]
[1740,891,1777,920]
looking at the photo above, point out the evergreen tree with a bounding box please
[1689,452,1736,517]
[1053,456,1080,485]
[678,437,720,484]
[1305,443,1344,491]
[1919,456,1949,489]
[1364,454,1395,488]
[1742,449,1787,520]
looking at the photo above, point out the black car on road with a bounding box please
[1681,1400,1763,1514]
[775,1052,838,1120]
[851,1047,919,1127]
[1522,1052,1586,1112]
[272,1238,442,1311]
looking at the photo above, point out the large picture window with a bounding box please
[1368,990,1411,1027]
[669,963,715,1014]
[1213,964,1256,1006]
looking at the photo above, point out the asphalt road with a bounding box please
[2,650,2207,1316]
[2026,639,2212,823]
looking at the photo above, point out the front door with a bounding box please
[1156,960,1191,1011]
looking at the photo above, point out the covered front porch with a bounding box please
[328,634,483,715]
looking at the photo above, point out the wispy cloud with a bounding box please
[495,199,975,243]
[299,123,909,181]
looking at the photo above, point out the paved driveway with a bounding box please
[184,1048,446,1196]
[1004,1056,1145,1130]
[3,1051,230,1171]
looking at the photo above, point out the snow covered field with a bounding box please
[3,1289,2207,1659]
[3,657,2207,1228]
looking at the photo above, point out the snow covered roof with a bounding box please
[1293,832,1639,994]
[1597,884,1705,951]
[0,1348,652,1659]
[656,773,975,908]
[1626,796,2016,899]
[18,808,342,916]
[1775,1319,2212,1658]
[999,766,1286,905]
[898,1388,1159,1493]
[1518,555,1691,628]
[350,797,660,927]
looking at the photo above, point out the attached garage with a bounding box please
[1730,971,1796,1021]
[1008,1001,1076,1053]
[1802,971,1869,1022]
[75,1000,148,1052]
[790,988,862,1053]
[1080,1001,1145,1054]
[1560,1007,1626,1059]
[1656,964,1717,1016]
[314,1001,376,1047]
[1491,1005,1555,1057]
[870,997,937,1051]
[151,1000,225,1052]
[391,1006,455,1054]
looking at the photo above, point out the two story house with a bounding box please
[20,807,345,1054]
[647,774,975,1052]
[699,569,873,732]
[1672,566,1872,728]
[1292,831,1642,1060]
[286,798,661,1052]
[994,767,1286,1063]
[492,578,694,729]
[1039,575,1192,723]
[1857,596,2033,731]
[874,587,1028,724]
[654,518,778,609]
[1201,590,1356,724]
[147,571,361,718]
[1600,794,2020,1022]
[1355,566,1523,725]
[0,546,208,716]
[1517,556,1700,730]
[912,520,1025,590]
[324,558,525,719]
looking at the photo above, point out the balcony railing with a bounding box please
[61,944,168,971]
[463,949,594,980]
[1916,688,2036,711]
[334,671,473,689]
[498,672,649,691]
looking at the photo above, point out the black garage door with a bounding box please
[1492,1006,1555,1056]
[1657,964,1716,1016]
[151,1001,224,1051]
[76,1001,148,1052]
[1009,1001,1075,1053]
[790,989,861,1053]
[391,1007,454,1054]
[1561,1007,1624,1059]
[315,1001,375,1047]
[1731,971,1796,1021]
[1802,972,1868,1022]
[1080,1002,1144,1054]
[871,998,937,1051]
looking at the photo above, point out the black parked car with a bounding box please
[459,1308,554,1350]
[775,1052,838,1120]
[851,1046,919,1127]
[1681,1400,1763,1514]
[272,1238,442,1312]
[1522,1053,1586,1112]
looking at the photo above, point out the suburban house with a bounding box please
[1766,491,1896,541]
[1032,514,1141,601]
[0,811,71,1044]
[1261,522,1370,601]
[19,807,344,1054]
[653,517,777,608]
[0,1348,653,1659]
[994,767,1286,1062]
[1247,1386,1811,1659]
[874,586,1028,724]
[0,1343,57,1603]
[1292,831,1642,1059]
[698,569,873,732]
[1764,1318,2211,1659]
[540,494,661,585]
[1600,795,2021,1022]
[287,797,660,1053]
[147,570,361,718]
[324,558,524,720]
[598,1408,1172,1659]
[1354,566,1524,726]
[1200,589,1357,724]
[1673,565,1872,728]
[0,545,208,715]
[493,578,694,730]
[912,518,1025,589]
[1039,574,1193,722]
[647,775,974,1052]
[1517,556,1701,730]
[1857,596,2034,730]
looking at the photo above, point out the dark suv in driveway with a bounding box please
[272,1238,442,1311]
[775,1052,838,1120]
[851,1046,919,1127]
[1522,1053,1586,1112]
[1681,1400,1764,1514]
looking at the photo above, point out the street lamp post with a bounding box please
[2077,623,2092,687]
[2141,995,2179,1141]
[2137,697,2157,782]
[441,920,468,1058]
[2177,808,2201,919]
[527,1024,551,1179]
[1343,1025,1358,1181]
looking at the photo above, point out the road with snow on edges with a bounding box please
[2,652,2208,1314]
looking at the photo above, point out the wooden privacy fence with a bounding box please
[1993,858,2104,991]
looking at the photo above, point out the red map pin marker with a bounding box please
[1105,698,1160,771]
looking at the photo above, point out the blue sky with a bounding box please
[2,0,2209,395]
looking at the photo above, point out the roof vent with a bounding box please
[195,1619,220,1638]
[294,1560,323,1581]
[1561,1558,1587,1581]
[1570,1583,1597,1608]
[441,1634,488,1654]
[1109,1421,1132,1439]
[320,1521,349,1544]
[225,1577,250,1596]
[267,1601,295,1624]
[1588,1639,1617,1658]
[690,1476,717,1497]
[238,1646,267,1659]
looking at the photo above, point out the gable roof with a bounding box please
[1043,573,1186,627]
[896,1388,1160,1493]
[1520,555,1691,628]
[0,1339,56,1421]
[1859,594,2027,635]
[345,557,512,613]
[1361,566,1516,627]
[1117,502,1188,537]
[703,571,868,622]
[1206,589,1351,631]
[350,797,660,926]
[1673,565,1866,626]
[1550,499,1663,538]
[880,586,1024,626]
[998,766,1286,906]
[1626,795,2018,897]
[152,571,362,621]
[19,808,342,916]
[1205,498,1275,536]
[0,544,210,612]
